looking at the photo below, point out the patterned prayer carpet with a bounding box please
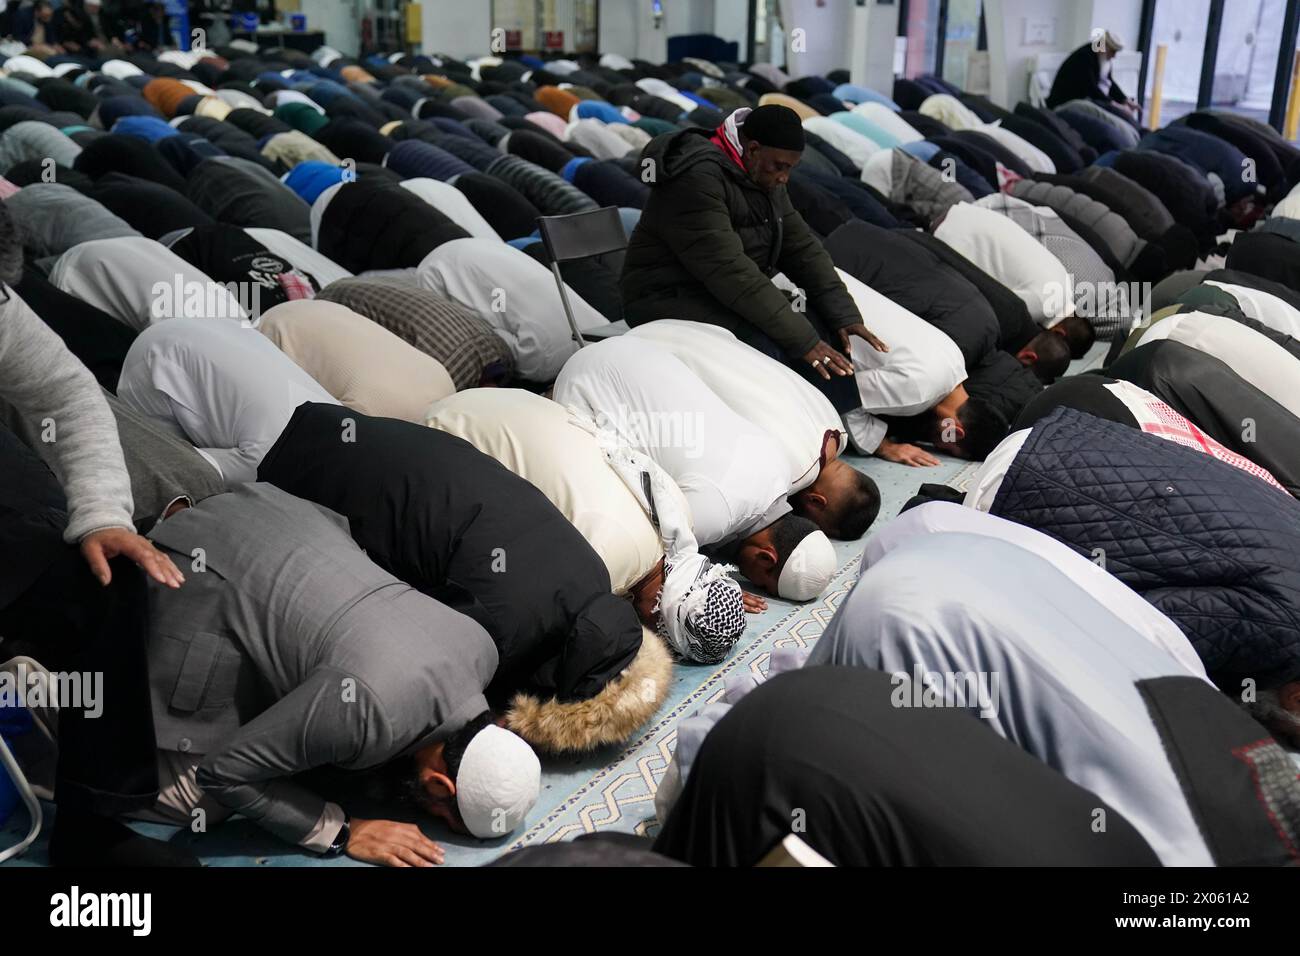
[6,341,1109,867]
[0,452,979,868]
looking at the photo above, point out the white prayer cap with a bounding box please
[777,530,836,601]
[456,725,541,839]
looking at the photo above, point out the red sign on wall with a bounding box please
[543,30,565,50]
[505,29,521,48]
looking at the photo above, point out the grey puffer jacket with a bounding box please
[1011,178,1145,268]
[486,154,598,216]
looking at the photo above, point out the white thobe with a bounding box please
[864,501,1210,679]
[1137,311,1300,419]
[1204,280,1300,337]
[935,201,1074,326]
[829,268,966,453]
[425,387,670,594]
[627,320,845,493]
[116,318,338,485]
[398,178,502,242]
[810,530,1215,866]
[553,336,791,547]
[417,238,607,383]
[49,237,247,331]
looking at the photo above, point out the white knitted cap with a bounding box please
[455,725,541,839]
[776,530,836,601]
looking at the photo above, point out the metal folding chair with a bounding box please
[537,206,628,349]
[0,656,45,864]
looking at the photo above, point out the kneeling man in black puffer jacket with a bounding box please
[621,104,888,415]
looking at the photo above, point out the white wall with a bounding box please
[598,0,639,56]
[985,0,1145,109]
[298,0,358,54]
[421,0,492,59]
[778,0,854,78]
[1086,0,1142,51]
[714,0,750,55]
[599,0,753,61]
[852,0,900,93]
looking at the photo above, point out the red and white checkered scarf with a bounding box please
[1111,381,1287,494]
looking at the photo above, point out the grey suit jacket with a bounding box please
[147,483,498,846]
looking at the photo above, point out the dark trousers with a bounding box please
[0,552,159,817]
[733,306,861,415]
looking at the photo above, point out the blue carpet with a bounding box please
[1,451,980,868]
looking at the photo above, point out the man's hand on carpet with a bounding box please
[81,527,185,588]
[346,818,445,867]
[839,323,888,356]
[802,341,853,379]
[742,591,768,613]
[875,439,941,468]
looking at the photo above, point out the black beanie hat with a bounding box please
[740,104,805,151]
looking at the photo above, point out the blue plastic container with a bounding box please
[289,13,306,31]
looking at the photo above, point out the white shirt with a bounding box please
[1137,311,1300,419]
[7,55,54,78]
[851,101,924,144]
[936,202,1074,327]
[564,119,636,160]
[310,182,344,250]
[425,388,670,594]
[1204,280,1300,337]
[918,93,984,131]
[245,227,353,288]
[977,122,1056,174]
[397,178,501,242]
[553,336,791,547]
[633,78,699,116]
[864,502,1210,679]
[963,428,1031,512]
[860,147,896,195]
[417,238,607,383]
[1098,53,1114,95]
[215,88,269,113]
[117,318,338,485]
[49,237,247,331]
[830,267,966,453]
[801,116,880,172]
[627,320,845,493]
[267,89,323,111]
[813,530,1214,866]
[1271,180,1300,220]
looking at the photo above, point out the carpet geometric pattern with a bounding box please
[2,453,983,868]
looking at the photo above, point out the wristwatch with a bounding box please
[325,814,351,857]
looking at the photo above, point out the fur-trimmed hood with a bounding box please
[505,627,672,753]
